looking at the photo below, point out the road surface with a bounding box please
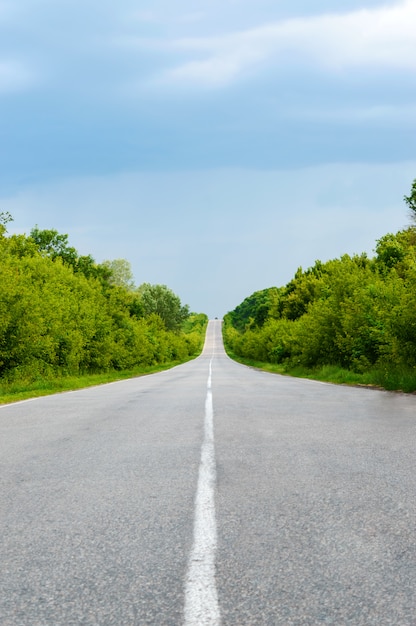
[1,320,415,625]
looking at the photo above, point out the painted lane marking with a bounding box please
[184,358,220,626]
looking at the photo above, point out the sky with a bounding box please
[1,0,416,318]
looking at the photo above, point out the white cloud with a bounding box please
[147,0,416,88]
[165,47,261,88]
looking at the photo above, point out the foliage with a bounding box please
[404,178,416,223]
[30,226,78,266]
[138,283,190,332]
[0,223,205,388]
[101,258,135,290]
[225,287,280,331]
[224,221,416,392]
[0,211,13,228]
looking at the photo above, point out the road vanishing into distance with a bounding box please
[1,320,416,625]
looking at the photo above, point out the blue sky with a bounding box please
[1,0,416,317]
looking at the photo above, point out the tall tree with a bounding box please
[404,178,416,223]
[101,259,135,290]
[0,211,13,235]
[138,283,189,331]
[30,226,78,266]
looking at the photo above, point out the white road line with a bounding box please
[184,358,220,626]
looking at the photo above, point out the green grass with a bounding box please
[223,345,416,394]
[0,356,198,405]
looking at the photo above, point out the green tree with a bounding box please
[404,178,416,223]
[138,283,190,331]
[101,259,135,290]
[227,287,279,331]
[375,233,406,269]
[30,226,78,266]
[29,227,114,282]
[0,212,13,238]
[0,222,205,383]
[0,211,13,226]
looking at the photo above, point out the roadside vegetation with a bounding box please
[0,213,207,404]
[223,180,416,393]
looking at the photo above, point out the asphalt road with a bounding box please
[1,320,416,625]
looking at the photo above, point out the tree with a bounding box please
[0,220,205,381]
[30,226,78,266]
[29,226,109,281]
[101,259,135,290]
[138,283,190,331]
[404,178,416,223]
[375,233,405,269]
[0,211,13,226]
[226,287,279,331]
[0,211,13,236]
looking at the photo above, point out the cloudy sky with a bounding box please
[1,0,415,317]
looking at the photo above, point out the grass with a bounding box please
[0,356,198,405]
[223,346,416,394]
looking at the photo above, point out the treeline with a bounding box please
[223,182,416,392]
[0,214,207,383]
